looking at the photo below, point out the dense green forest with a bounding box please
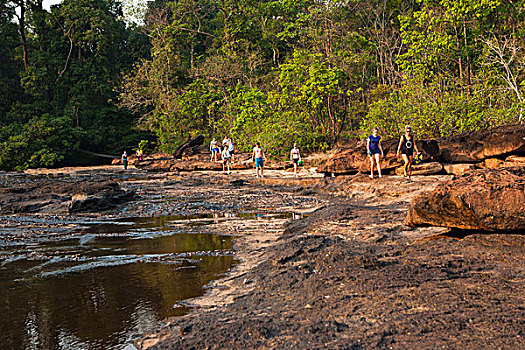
[1,0,524,169]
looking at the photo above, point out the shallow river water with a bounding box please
[0,213,266,350]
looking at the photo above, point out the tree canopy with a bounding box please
[0,0,524,169]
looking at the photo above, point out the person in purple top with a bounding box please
[367,127,384,178]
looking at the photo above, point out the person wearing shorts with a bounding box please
[252,142,267,178]
[367,128,384,178]
[396,125,419,180]
[210,137,219,162]
[290,143,301,177]
[221,147,231,174]
[228,139,235,162]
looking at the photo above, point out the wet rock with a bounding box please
[68,185,135,213]
[0,178,134,214]
[405,166,525,231]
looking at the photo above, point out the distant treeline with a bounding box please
[1,0,523,169]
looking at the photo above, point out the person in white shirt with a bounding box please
[210,137,219,162]
[290,143,301,177]
[228,139,235,162]
[221,147,231,174]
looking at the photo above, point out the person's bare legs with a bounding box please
[375,153,382,177]
[407,155,413,180]
[369,155,375,178]
[260,165,264,177]
[401,154,410,177]
[294,163,298,177]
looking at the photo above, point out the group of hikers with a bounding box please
[367,124,420,180]
[209,137,302,178]
[121,149,142,170]
[121,125,420,180]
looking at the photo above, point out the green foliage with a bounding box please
[1,0,525,170]
[0,114,82,171]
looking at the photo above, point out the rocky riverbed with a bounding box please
[1,165,524,349]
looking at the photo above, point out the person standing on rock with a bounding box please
[136,148,142,161]
[290,143,301,177]
[210,137,220,162]
[228,139,235,163]
[122,151,128,170]
[396,125,419,180]
[252,142,267,178]
[221,146,232,174]
[367,128,384,178]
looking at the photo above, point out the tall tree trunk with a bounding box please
[18,0,29,69]
[454,24,463,86]
[463,21,471,95]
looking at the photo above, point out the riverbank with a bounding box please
[133,170,524,349]
[1,166,523,349]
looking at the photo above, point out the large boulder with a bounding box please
[436,124,525,163]
[173,135,205,158]
[316,137,440,175]
[404,166,525,231]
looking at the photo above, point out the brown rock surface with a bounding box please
[318,124,525,176]
[405,166,525,231]
[316,139,403,174]
[394,162,443,176]
[483,158,505,169]
[505,155,525,164]
[442,163,478,175]
[0,177,134,214]
[436,124,525,163]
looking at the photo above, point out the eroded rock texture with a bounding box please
[405,166,525,231]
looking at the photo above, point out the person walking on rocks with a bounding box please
[121,151,128,170]
[290,143,302,177]
[136,148,142,161]
[210,137,220,162]
[396,125,419,180]
[367,128,384,178]
[228,139,235,163]
[221,146,232,174]
[252,142,267,178]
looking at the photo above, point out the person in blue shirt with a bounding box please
[367,128,384,178]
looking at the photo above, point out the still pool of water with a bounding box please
[0,214,244,350]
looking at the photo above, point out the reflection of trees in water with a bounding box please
[1,252,235,349]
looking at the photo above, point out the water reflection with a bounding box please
[0,232,236,350]
[0,210,297,350]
